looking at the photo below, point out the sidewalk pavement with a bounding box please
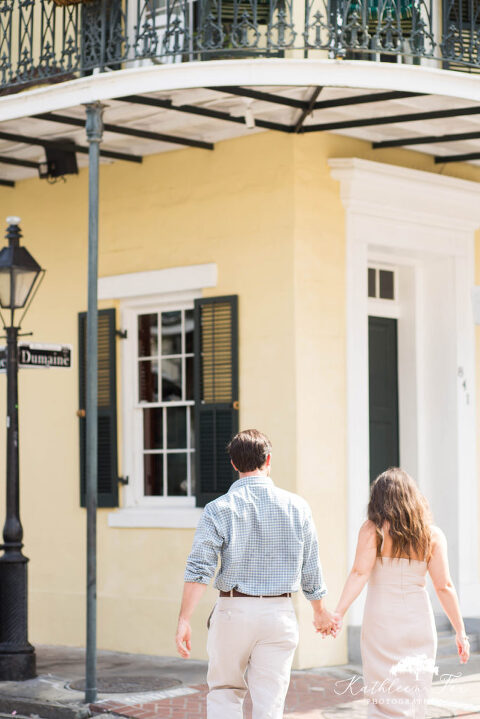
[0,645,478,719]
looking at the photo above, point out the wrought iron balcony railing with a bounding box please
[0,0,478,93]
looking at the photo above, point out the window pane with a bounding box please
[379,270,394,300]
[162,358,182,401]
[144,454,163,495]
[190,406,195,449]
[138,314,158,357]
[162,311,181,355]
[185,309,194,353]
[143,408,163,449]
[167,453,188,495]
[167,406,187,449]
[186,356,194,400]
[139,360,159,402]
[190,454,195,495]
[368,268,376,298]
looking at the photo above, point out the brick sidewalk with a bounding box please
[90,672,480,719]
[90,673,360,719]
[0,646,475,719]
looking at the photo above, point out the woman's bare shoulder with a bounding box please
[359,520,378,541]
[430,525,447,549]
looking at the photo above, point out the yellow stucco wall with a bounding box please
[0,131,301,662]
[291,136,348,666]
[0,126,479,669]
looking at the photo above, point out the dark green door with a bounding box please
[368,316,399,484]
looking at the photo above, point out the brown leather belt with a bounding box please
[220,589,292,598]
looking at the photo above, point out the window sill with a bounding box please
[108,506,204,528]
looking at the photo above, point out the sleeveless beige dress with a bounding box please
[361,556,437,717]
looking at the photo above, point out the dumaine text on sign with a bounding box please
[0,343,72,371]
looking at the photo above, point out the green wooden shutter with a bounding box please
[78,308,119,508]
[194,295,239,507]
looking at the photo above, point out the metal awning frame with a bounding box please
[3,84,480,187]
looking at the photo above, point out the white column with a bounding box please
[345,213,370,625]
[454,250,480,615]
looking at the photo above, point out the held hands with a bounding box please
[313,608,343,639]
[175,616,192,658]
[456,633,470,664]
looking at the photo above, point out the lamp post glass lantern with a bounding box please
[0,216,42,318]
[0,216,44,681]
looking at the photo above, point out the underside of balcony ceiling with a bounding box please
[2,84,480,186]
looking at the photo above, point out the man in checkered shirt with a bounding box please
[175,428,337,719]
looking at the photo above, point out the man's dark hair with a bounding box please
[227,429,272,473]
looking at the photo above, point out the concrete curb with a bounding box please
[0,695,90,719]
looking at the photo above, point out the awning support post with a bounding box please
[84,101,104,706]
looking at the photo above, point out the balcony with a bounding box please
[0,0,479,95]
[1,0,480,188]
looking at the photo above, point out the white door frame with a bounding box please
[329,158,480,624]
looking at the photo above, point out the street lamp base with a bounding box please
[0,647,36,680]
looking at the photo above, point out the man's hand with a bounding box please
[318,611,343,638]
[313,607,341,637]
[175,617,192,658]
[175,582,208,659]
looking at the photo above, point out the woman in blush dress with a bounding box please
[332,468,470,718]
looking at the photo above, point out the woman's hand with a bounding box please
[456,633,470,664]
[313,607,339,637]
[332,609,344,636]
[315,609,343,638]
[322,611,343,638]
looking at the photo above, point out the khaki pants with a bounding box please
[206,597,299,719]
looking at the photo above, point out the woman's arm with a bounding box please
[334,520,378,621]
[428,525,470,664]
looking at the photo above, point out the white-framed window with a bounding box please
[368,265,396,301]
[127,297,196,508]
[137,305,195,501]
[117,290,201,514]
[102,264,218,528]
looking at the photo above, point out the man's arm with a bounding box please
[176,582,208,658]
[302,508,338,635]
[176,505,224,658]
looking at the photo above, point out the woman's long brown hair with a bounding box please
[368,468,432,561]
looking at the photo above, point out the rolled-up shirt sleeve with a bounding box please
[184,504,224,584]
[301,509,328,600]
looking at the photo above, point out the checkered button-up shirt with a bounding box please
[184,476,327,600]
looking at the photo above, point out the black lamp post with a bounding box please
[0,217,44,681]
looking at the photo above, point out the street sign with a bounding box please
[0,343,72,371]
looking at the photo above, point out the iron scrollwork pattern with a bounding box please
[442,0,480,66]
[0,0,479,92]
[0,0,14,86]
[82,0,128,70]
[304,0,435,60]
